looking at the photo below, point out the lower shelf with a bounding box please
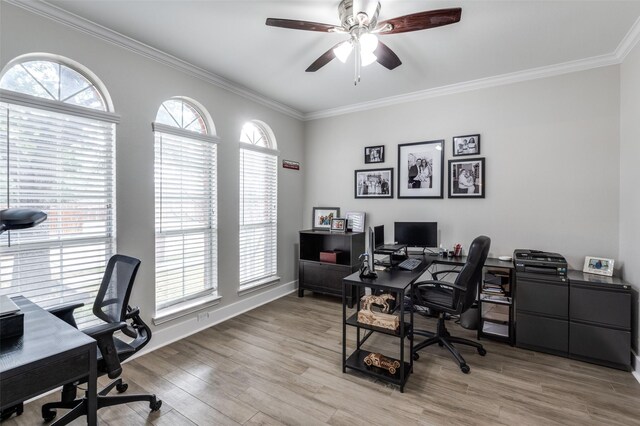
[481,321,509,337]
[345,349,410,386]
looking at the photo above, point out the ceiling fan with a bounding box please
[266,0,462,84]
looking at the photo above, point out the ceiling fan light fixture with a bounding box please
[334,40,354,63]
[359,33,378,53]
[360,50,377,67]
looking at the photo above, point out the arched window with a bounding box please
[238,120,278,292]
[153,98,219,314]
[0,55,117,326]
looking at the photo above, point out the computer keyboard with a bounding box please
[398,258,422,271]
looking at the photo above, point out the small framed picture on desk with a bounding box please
[583,256,614,276]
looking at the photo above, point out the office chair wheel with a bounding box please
[478,347,487,356]
[460,364,470,374]
[150,399,162,412]
[42,408,57,422]
[116,382,129,393]
[412,352,419,361]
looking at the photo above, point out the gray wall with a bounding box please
[304,66,621,270]
[620,41,640,353]
[0,3,305,347]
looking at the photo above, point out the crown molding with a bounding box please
[304,52,620,121]
[5,0,305,121]
[615,16,640,61]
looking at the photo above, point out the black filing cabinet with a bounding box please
[567,271,632,371]
[515,273,569,356]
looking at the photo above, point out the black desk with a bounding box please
[0,296,97,425]
[342,258,430,392]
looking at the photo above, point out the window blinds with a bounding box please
[239,147,277,288]
[154,130,217,310]
[0,102,115,327]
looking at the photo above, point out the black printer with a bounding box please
[513,249,567,278]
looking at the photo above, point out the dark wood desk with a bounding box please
[342,259,430,392]
[0,296,97,425]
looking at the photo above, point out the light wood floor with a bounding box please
[5,293,640,425]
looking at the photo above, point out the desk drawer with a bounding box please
[1,351,90,408]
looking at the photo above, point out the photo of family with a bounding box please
[448,158,485,198]
[312,207,340,230]
[453,134,481,156]
[354,168,393,199]
[364,145,384,164]
[397,140,444,198]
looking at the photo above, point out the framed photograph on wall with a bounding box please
[345,211,366,232]
[448,157,485,198]
[397,140,444,198]
[355,168,393,199]
[364,145,384,163]
[312,207,340,230]
[453,134,480,157]
[583,256,614,276]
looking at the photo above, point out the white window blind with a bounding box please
[239,147,278,289]
[0,102,116,327]
[154,129,218,310]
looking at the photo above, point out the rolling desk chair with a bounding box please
[411,236,491,373]
[42,255,162,424]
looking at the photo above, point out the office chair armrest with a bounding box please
[83,321,128,379]
[413,279,467,292]
[430,269,461,279]
[47,302,85,328]
[125,305,140,320]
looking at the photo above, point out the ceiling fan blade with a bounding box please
[378,8,462,35]
[266,18,340,32]
[374,41,402,70]
[306,44,341,72]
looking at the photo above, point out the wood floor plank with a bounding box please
[3,293,639,425]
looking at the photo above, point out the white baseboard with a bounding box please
[633,353,640,384]
[129,279,297,359]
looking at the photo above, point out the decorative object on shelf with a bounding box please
[319,250,342,263]
[448,157,485,198]
[312,207,340,230]
[361,293,394,312]
[345,211,366,232]
[583,256,614,277]
[357,294,399,330]
[330,218,347,232]
[364,145,384,163]
[282,159,300,170]
[354,168,393,198]
[453,243,462,257]
[363,352,401,375]
[453,134,481,157]
[397,140,444,199]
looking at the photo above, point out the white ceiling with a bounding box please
[44,0,640,116]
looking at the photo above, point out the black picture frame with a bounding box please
[312,207,340,230]
[354,168,393,199]
[364,145,384,163]
[452,134,481,157]
[397,140,444,199]
[448,157,485,198]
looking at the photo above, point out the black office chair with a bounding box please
[42,254,162,424]
[411,236,491,374]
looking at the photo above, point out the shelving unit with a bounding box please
[298,230,365,308]
[342,263,428,393]
[478,267,514,344]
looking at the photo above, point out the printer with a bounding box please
[513,249,567,278]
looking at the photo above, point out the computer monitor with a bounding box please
[374,225,384,248]
[394,222,437,248]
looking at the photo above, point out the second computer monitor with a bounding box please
[394,222,437,248]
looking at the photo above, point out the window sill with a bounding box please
[238,276,281,296]
[153,294,222,326]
